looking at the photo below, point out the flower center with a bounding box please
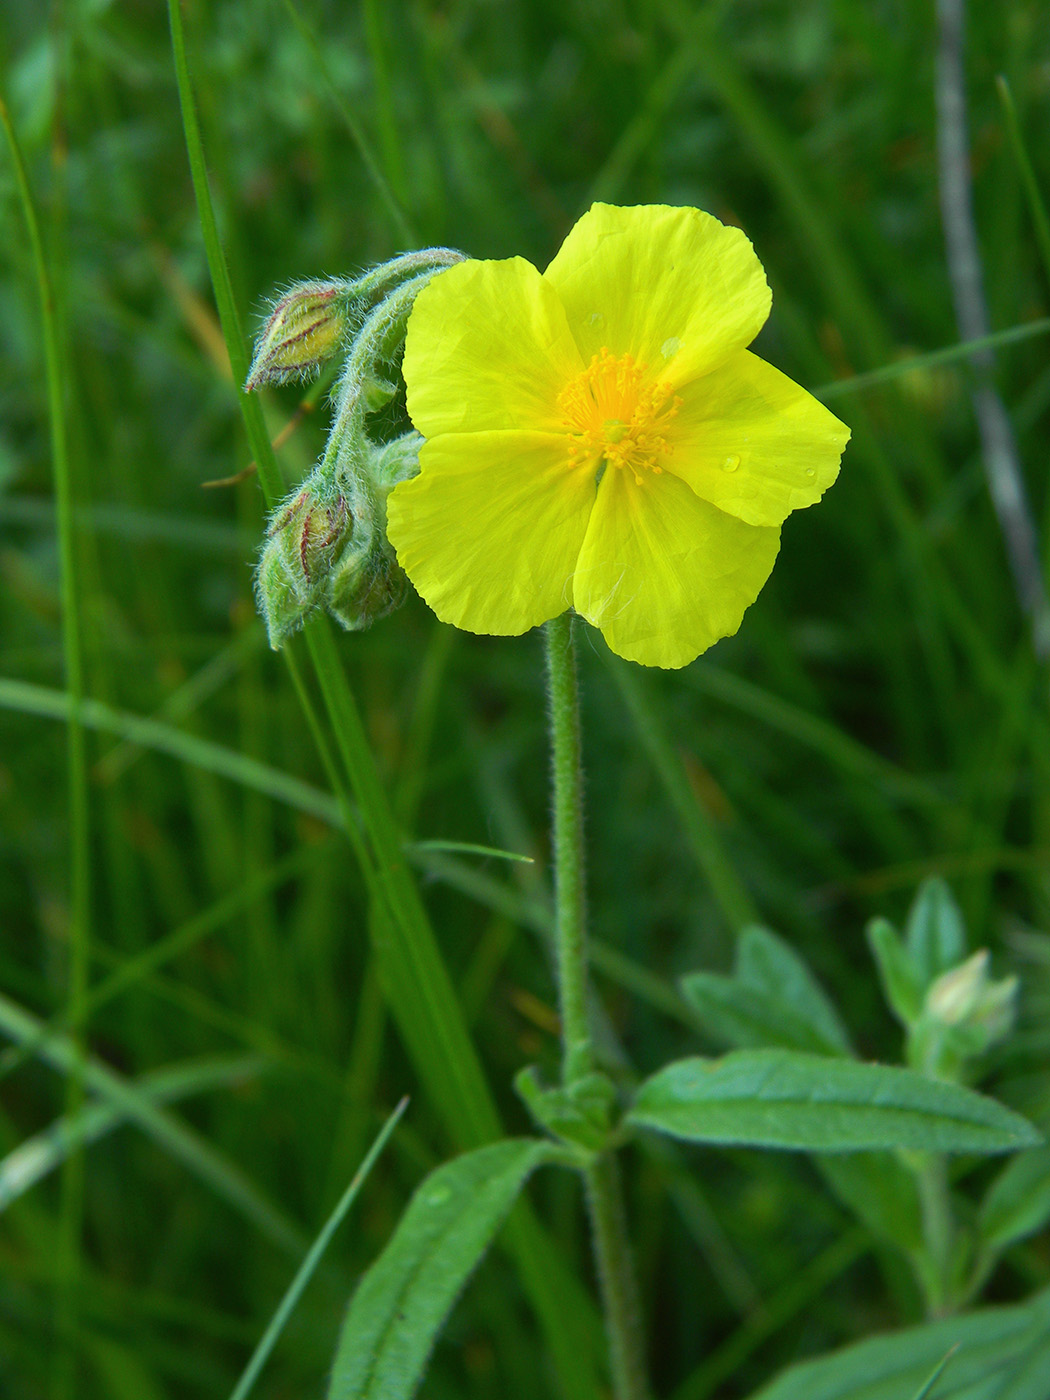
[558,348,681,483]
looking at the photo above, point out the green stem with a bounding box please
[916,1154,955,1317]
[544,613,592,1083]
[585,1155,651,1400]
[544,615,650,1400]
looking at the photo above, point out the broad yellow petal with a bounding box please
[387,431,595,635]
[667,350,850,527]
[404,258,583,438]
[544,204,771,388]
[572,469,780,668]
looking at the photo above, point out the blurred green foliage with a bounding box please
[2,0,1050,1397]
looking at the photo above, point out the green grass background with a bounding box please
[2,0,1050,1396]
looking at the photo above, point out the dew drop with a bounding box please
[804,467,816,478]
[722,454,740,473]
[660,336,681,359]
[588,311,604,327]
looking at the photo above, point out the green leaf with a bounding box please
[735,927,851,1054]
[682,926,852,1056]
[745,1285,1050,1400]
[681,974,847,1056]
[327,1139,561,1400]
[866,917,924,1025]
[980,1146,1050,1249]
[905,879,967,987]
[626,1050,1041,1153]
[816,1152,924,1252]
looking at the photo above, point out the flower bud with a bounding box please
[371,431,423,493]
[326,540,408,634]
[256,486,354,646]
[920,948,1019,1066]
[925,950,989,1026]
[245,280,351,390]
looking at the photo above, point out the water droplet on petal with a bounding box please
[588,311,604,327]
[804,467,816,478]
[660,336,681,359]
[722,454,740,473]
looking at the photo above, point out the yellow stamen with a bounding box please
[558,348,681,484]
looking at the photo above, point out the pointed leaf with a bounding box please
[746,1285,1050,1400]
[867,917,924,1025]
[816,1152,923,1252]
[627,1051,1041,1153]
[736,926,852,1053]
[327,1139,561,1400]
[905,878,967,987]
[980,1146,1050,1249]
[681,973,847,1056]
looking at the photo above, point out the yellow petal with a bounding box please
[572,469,781,668]
[667,350,850,527]
[387,431,595,635]
[404,258,583,438]
[544,203,771,387]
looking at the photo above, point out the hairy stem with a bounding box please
[916,1154,956,1317]
[544,613,592,1083]
[544,615,651,1400]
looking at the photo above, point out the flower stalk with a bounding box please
[544,613,650,1400]
[544,612,592,1086]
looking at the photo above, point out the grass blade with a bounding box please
[0,1057,266,1210]
[0,84,92,1397]
[0,990,305,1257]
[228,1098,410,1400]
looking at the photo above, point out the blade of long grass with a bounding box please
[601,651,759,936]
[165,9,603,1392]
[278,0,414,244]
[0,990,305,1256]
[0,1057,267,1210]
[816,319,1050,401]
[227,1097,409,1400]
[86,939,341,1086]
[95,625,265,783]
[0,844,328,1086]
[0,677,344,827]
[0,87,92,1400]
[661,0,888,366]
[670,1230,867,1400]
[995,78,1050,287]
[362,0,409,207]
[411,839,535,863]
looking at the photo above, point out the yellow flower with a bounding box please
[387,204,850,668]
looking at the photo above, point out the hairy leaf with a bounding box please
[327,1139,560,1400]
[980,1146,1050,1250]
[682,974,846,1056]
[905,879,967,988]
[627,1050,1041,1153]
[747,1285,1050,1400]
[735,926,852,1053]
